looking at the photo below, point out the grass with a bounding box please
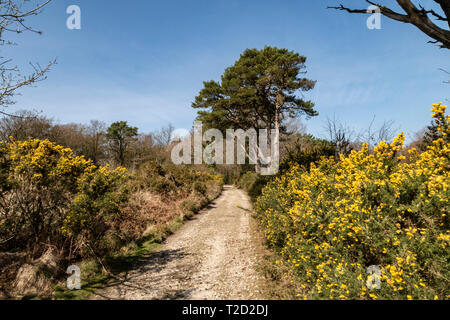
[247,210,300,300]
[257,252,302,300]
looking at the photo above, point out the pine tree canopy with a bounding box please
[192,46,318,132]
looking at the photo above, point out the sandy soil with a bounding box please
[92,185,265,300]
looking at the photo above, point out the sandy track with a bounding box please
[92,186,264,300]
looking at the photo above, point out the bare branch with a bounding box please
[328,1,411,23]
[328,0,450,49]
[418,4,448,22]
[0,1,54,114]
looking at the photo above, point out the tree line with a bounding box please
[0,110,176,168]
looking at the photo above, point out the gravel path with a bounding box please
[92,186,264,300]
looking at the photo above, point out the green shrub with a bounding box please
[0,138,130,259]
[192,181,207,195]
[238,172,270,202]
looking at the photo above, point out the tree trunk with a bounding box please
[255,161,261,174]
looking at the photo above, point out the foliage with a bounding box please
[256,103,449,300]
[420,115,450,151]
[192,46,317,133]
[135,160,223,196]
[279,135,335,174]
[0,138,129,258]
[238,172,270,202]
[0,110,179,168]
[63,165,129,255]
[238,135,335,202]
[106,121,138,166]
[329,1,450,50]
[192,181,207,195]
[0,0,55,112]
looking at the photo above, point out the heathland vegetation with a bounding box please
[0,126,223,298]
[0,0,448,300]
[254,104,449,300]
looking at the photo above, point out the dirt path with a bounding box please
[92,186,265,300]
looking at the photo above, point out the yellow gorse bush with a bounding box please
[0,138,129,256]
[6,138,96,187]
[256,103,449,300]
[62,164,129,238]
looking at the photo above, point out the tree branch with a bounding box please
[419,5,447,22]
[439,68,450,84]
[328,0,450,49]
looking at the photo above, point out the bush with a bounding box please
[279,136,335,174]
[238,172,269,202]
[0,138,225,297]
[256,103,449,300]
[0,138,129,259]
[180,199,201,217]
[136,161,223,196]
[62,165,130,256]
[119,191,176,242]
[192,181,207,195]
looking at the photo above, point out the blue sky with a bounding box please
[5,0,449,141]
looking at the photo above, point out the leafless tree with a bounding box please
[324,115,355,157]
[0,109,52,140]
[284,118,307,136]
[50,123,87,155]
[328,0,450,49]
[280,118,307,157]
[357,116,398,149]
[0,0,55,116]
[153,123,175,147]
[85,120,107,165]
[377,119,397,141]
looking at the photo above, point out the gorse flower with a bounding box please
[256,103,449,300]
